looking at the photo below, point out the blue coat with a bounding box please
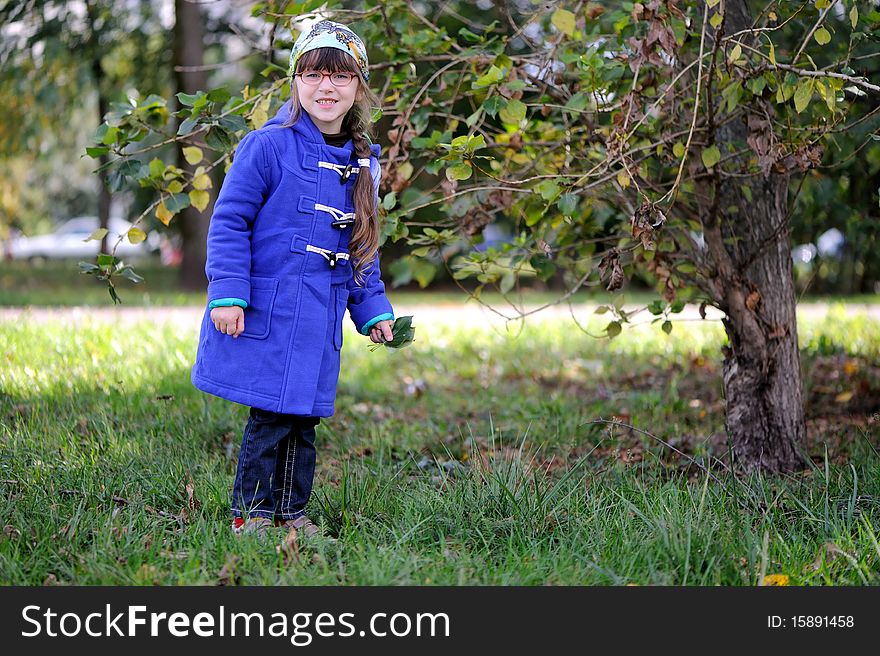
[191,105,394,416]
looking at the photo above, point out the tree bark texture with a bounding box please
[173,0,211,291]
[701,0,808,472]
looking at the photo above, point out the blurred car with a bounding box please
[5,216,159,262]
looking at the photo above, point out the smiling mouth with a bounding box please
[316,99,338,106]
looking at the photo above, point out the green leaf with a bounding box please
[482,96,503,117]
[728,43,742,64]
[126,227,146,244]
[814,27,831,45]
[606,321,622,338]
[551,8,576,37]
[383,192,397,210]
[473,65,505,88]
[178,117,199,136]
[164,192,191,213]
[673,142,685,159]
[662,320,673,334]
[706,0,721,7]
[850,6,858,29]
[536,179,560,201]
[183,146,203,165]
[206,87,231,104]
[499,272,515,294]
[218,115,248,133]
[206,126,232,151]
[701,145,721,169]
[116,266,144,284]
[557,193,578,216]
[647,300,665,316]
[669,300,685,313]
[794,79,813,113]
[710,12,723,29]
[189,189,210,212]
[446,162,473,181]
[101,126,119,145]
[176,92,201,107]
[499,99,527,125]
[149,159,167,180]
[86,146,109,158]
[84,228,108,243]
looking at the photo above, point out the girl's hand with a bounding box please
[210,306,245,338]
[369,320,394,344]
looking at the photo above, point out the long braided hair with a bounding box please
[284,47,380,286]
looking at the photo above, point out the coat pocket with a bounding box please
[333,286,350,350]
[241,276,279,340]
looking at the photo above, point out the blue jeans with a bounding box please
[231,407,320,521]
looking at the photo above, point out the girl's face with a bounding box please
[295,69,362,134]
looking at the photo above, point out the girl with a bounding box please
[191,20,395,537]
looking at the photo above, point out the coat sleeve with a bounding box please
[204,131,269,306]
[347,157,394,334]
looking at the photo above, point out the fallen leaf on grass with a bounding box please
[218,554,241,586]
[806,542,846,572]
[179,475,200,523]
[276,526,301,565]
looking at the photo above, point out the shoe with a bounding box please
[232,516,274,537]
[276,515,321,538]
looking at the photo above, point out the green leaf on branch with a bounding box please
[482,95,503,117]
[536,179,561,201]
[814,27,831,45]
[794,79,813,113]
[189,189,210,212]
[84,228,108,243]
[551,8,576,37]
[647,300,665,316]
[127,227,146,244]
[606,321,622,338]
[473,65,505,89]
[701,145,721,169]
[446,162,473,181]
[183,147,203,165]
[662,320,673,334]
[557,193,579,216]
[164,192,191,213]
[206,126,233,151]
[149,158,165,179]
[499,99,527,125]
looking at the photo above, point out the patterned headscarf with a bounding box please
[288,20,370,82]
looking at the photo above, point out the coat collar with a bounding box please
[268,102,381,160]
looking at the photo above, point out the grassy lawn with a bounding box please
[1,292,880,584]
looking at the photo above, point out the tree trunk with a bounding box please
[173,0,211,291]
[701,0,808,473]
[87,3,111,255]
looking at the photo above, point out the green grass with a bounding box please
[1,308,879,584]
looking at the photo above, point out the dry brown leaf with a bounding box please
[746,290,761,311]
[218,554,241,586]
